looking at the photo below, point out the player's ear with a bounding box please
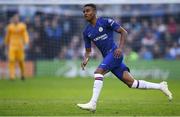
[94,9,97,14]
[92,7,97,14]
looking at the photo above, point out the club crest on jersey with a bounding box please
[99,27,103,32]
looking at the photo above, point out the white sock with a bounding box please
[132,80,161,89]
[90,74,103,105]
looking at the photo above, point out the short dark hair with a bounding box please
[84,4,97,11]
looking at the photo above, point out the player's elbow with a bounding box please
[122,29,128,37]
[119,27,128,37]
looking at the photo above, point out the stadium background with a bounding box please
[0,0,180,116]
[0,1,180,79]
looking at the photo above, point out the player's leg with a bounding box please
[90,68,108,105]
[112,63,172,100]
[122,71,162,89]
[8,49,16,80]
[77,53,114,111]
[122,71,172,100]
[77,68,108,112]
[17,49,25,80]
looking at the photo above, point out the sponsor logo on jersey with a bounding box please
[93,34,108,41]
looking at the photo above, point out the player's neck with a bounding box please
[90,17,97,26]
[13,22,19,25]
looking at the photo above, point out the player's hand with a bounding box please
[81,58,89,70]
[114,48,122,58]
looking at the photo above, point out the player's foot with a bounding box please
[10,77,15,81]
[21,76,25,81]
[77,102,96,112]
[160,81,173,101]
[9,78,15,81]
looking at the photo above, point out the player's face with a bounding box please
[83,6,96,21]
[12,15,19,24]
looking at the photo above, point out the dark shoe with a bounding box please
[10,78,15,81]
[21,76,25,81]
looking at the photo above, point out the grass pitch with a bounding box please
[0,77,179,116]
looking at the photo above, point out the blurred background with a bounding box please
[0,0,180,79]
[0,1,180,116]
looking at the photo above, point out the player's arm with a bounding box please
[114,26,128,58]
[81,31,91,70]
[105,18,128,58]
[81,48,91,70]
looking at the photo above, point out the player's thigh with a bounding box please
[8,49,16,62]
[98,52,123,71]
[111,63,130,80]
[16,49,25,61]
[97,53,114,75]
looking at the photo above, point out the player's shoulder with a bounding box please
[7,23,13,28]
[19,22,27,27]
[98,17,114,22]
[100,17,121,27]
[6,23,14,30]
[83,17,110,32]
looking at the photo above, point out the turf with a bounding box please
[0,77,179,116]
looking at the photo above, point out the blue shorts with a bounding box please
[98,52,130,80]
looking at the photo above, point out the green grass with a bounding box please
[0,77,179,116]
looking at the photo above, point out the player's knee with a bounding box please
[94,73,104,81]
[94,68,105,74]
[9,60,15,63]
[18,60,24,63]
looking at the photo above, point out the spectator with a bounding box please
[141,31,156,49]
[139,47,153,60]
[0,21,5,60]
[0,5,180,61]
[124,47,139,61]
[44,18,62,59]
[167,16,178,40]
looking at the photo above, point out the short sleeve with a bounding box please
[104,18,121,32]
[83,31,91,49]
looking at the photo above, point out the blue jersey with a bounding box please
[83,17,121,57]
[83,17,130,79]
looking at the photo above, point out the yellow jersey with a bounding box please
[4,22,29,50]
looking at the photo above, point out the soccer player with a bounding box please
[77,4,173,112]
[4,14,29,80]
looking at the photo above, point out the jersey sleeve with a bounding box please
[105,18,121,32]
[83,31,91,49]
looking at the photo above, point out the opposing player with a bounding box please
[4,14,29,80]
[77,4,173,112]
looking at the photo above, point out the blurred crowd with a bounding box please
[0,4,180,61]
[123,16,180,61]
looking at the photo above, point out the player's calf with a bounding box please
[130,80,173,101]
